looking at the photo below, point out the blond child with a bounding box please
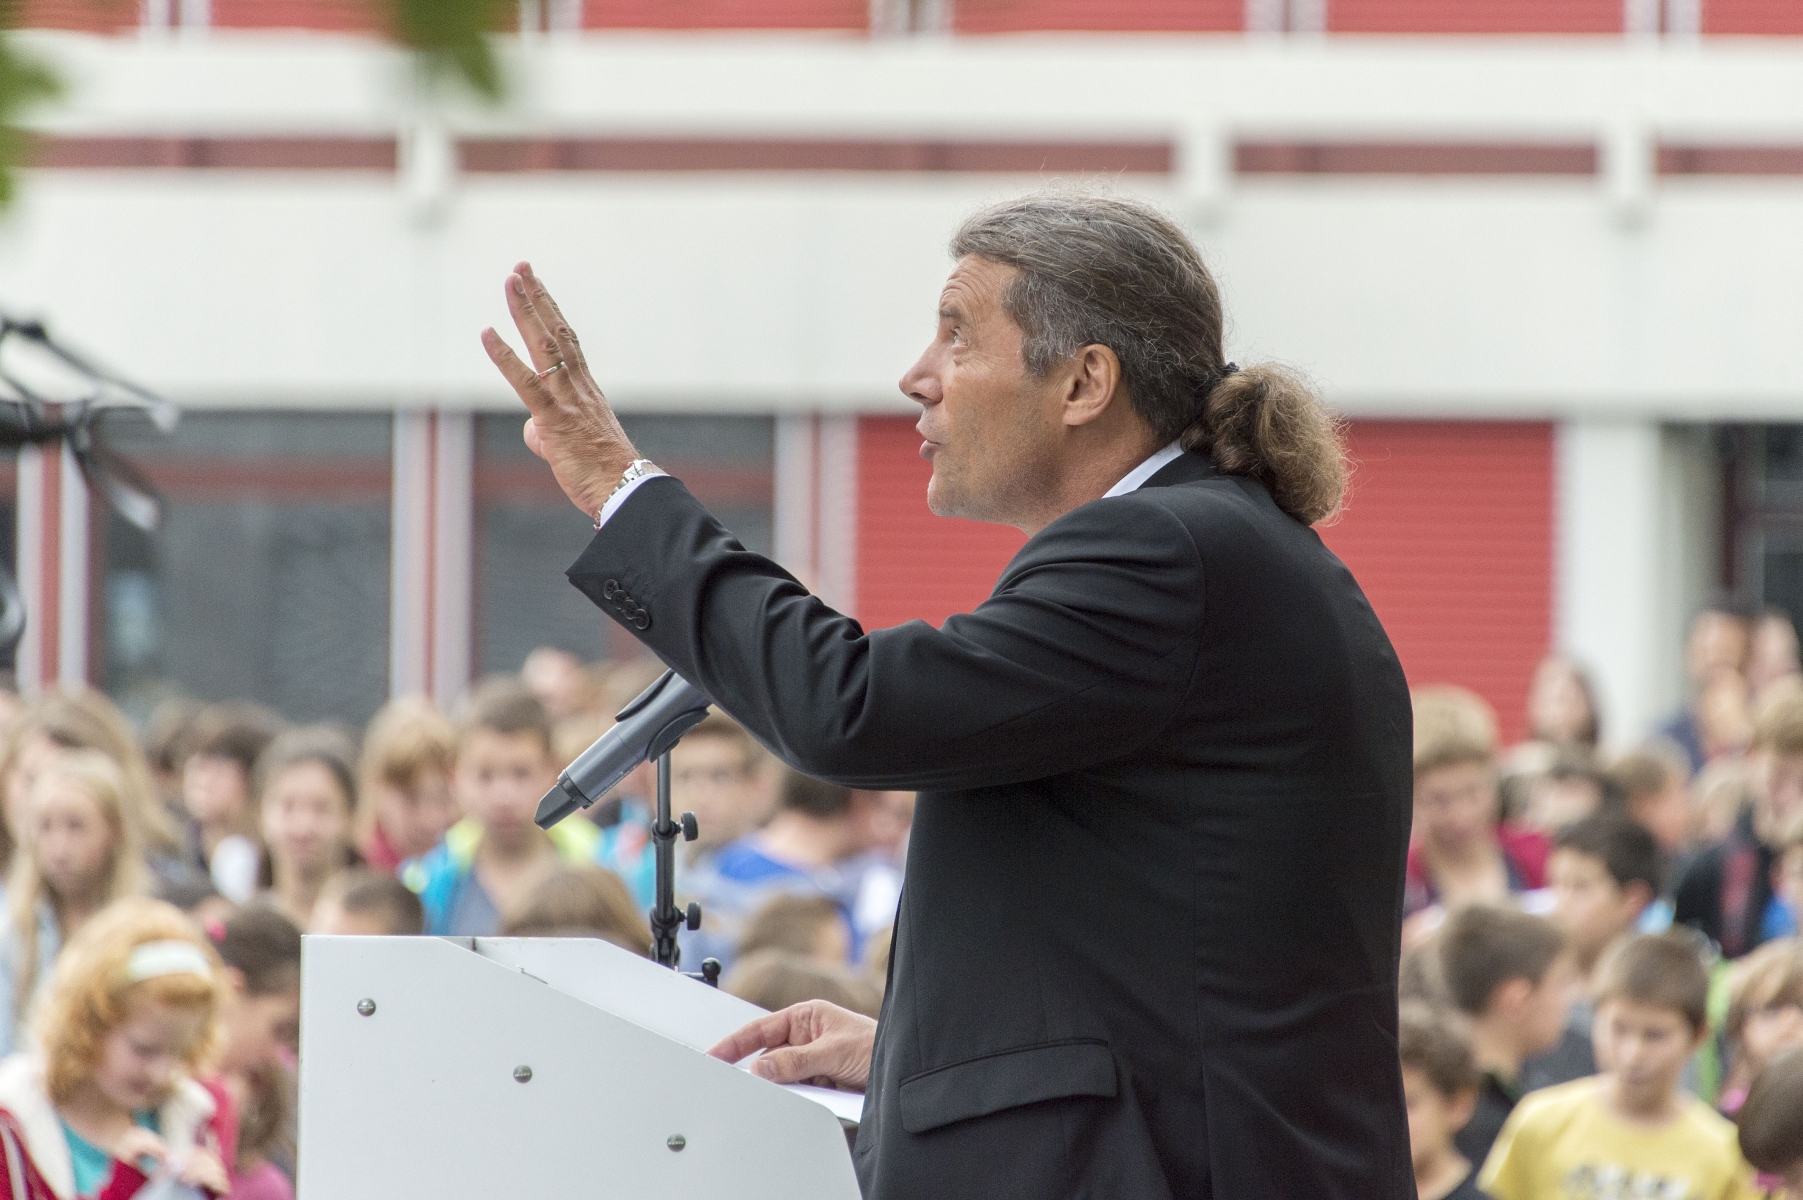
[0,752,148,1057]
[355,698,459,880]
[0,898,231,1199]
[1719,939,1803,1117]
[1481,931,1759,1200]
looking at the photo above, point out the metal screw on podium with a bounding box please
[356,999,376,1017]
[666,1135,686,1152]
[514,1065,533,1083]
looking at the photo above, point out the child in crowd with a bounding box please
[228,1063,292,1200]
[1525,814,1663,1089]
[255,728,361,930]
[686,769,879,967]
[2,693,193,901]
[1437,904,1573,1165]
[419,680,597,937]
[0,898,231,1199]
[1611,744,1696,858]
[738,894,851,967]
[1676,690,1803,957]
[355,698,459,882]
[1769,820,1803,941]
[310,870,425,937]
[1737,1046,1803,1196]
[1398,1001,1486,1200]
[180,703,285,904]
[722,950,882,1019]
[0,752,148,1057]
[1481,931,1758,1200]
[207,905,301,1199]
[1407,689,1548,934]
[1719,939,1803,1116]
[1520,755,1621,839]
[499,864,651,955]
[596,713,767,913]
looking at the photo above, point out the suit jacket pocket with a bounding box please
[897,1038,1118,1134]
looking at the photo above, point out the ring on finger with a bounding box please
[537,362,567,380]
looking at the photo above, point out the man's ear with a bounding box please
[1059,344,1124,428]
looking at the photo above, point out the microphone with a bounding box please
[535,669,712,828]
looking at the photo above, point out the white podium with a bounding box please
[298,935,863,1199]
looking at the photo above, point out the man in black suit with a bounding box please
[482,192,1414,1198]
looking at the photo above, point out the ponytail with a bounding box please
[1188,363,1347,526]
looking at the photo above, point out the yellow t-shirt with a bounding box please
[1479,1078,1760,1200]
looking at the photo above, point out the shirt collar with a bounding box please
[1102,441,1186,499]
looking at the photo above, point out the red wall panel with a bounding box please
[582,0,865,28]
[853,417,1555,743]
[955,0,1240,32]
[207,0,380,30]
[855,416,1027,632]
[1328,0,1621,32]
[15,0,135,32]
[1319,420,1554,745]
[1706,0,1803,33]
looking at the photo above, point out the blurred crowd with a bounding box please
[0,646,909,1198]
[9,601,1803,1198]
[1403,601,1803,1199]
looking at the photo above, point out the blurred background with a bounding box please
[0,0,1799,750]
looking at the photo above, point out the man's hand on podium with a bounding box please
[707,1000,877,1091]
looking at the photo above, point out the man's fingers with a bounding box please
[748,1046,818,1084]
[504,271,566,373]
[482,327,555,418]
[706,1008,804,1064]
[516,261,590,375]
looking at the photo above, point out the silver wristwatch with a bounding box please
[596,458,658,529]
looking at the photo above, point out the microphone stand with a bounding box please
[534,667,721,984]
[650,747,722,986]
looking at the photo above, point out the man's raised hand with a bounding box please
[481,262,640,517]
[707,1000,878,1091]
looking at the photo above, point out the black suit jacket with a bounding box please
[569,450,1414,1199]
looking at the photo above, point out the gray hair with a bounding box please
[950,190,1347,525]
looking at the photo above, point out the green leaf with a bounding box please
[381,0,510,103]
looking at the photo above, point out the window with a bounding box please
[472,413,774,676]
[98,412,392,725]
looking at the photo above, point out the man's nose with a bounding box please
[898,349,940,408]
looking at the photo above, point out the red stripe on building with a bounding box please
[15,0,134,32]
[1319,420,1554,745]
[458,137,1171,174]
[30,137,397,171]
[1706,0,1803,34]
[1658,145,1803,176]
[1237,141,1598,176]
[204,0,383,30]
[954,0,1241,33]
[1326,0,1623,32]
[582,0,865,27]
[855,416,1025,631]
[31,135,1803,179]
